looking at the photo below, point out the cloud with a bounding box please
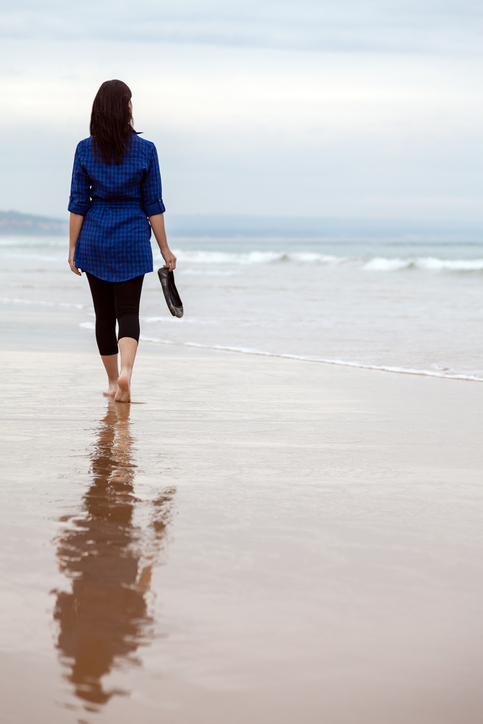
[1,35,482,220]
[1,0,482,54]
[1,2,482,220]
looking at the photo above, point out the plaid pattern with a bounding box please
[68,135,166,282]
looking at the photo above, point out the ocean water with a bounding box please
[2,235,483,380]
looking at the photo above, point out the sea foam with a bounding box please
[135,335,483,383]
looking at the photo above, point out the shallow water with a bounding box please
[2,235,483,380]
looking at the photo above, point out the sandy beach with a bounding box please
[1,300,483,724]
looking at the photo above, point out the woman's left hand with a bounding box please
[68,213,84,276]
[162,248,177,271]
[68,252,82,276]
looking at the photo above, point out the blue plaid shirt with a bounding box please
[68,134,166,282]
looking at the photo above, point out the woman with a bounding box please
[68,79,176,402]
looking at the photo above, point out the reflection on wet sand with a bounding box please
[53,402,175,712]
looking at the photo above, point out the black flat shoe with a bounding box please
[157,267,184,318]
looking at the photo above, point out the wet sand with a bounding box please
[1,302,483,724]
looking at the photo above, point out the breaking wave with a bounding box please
[174,249,483,272]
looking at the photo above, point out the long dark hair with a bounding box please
[90,80,136,165]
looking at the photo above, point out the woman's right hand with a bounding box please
[149,213,176,270]
[162,248,177,271]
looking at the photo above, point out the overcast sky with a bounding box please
[1,0,482,220]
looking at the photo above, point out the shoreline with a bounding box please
[143,336,483,382]
[2,299,483,723]
[2,299,482,383]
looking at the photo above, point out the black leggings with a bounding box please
[86,272,144,356]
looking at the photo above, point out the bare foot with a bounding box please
[103,384,117,398]
[115,374,131,403]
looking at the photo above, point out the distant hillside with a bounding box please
[0,210,68,236]
[2,209,482,241]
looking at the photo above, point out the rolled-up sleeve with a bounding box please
[142,144,166,217]
[68,144,92,215]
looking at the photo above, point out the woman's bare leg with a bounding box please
[115,337,138,403]
[101,354,119,397]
